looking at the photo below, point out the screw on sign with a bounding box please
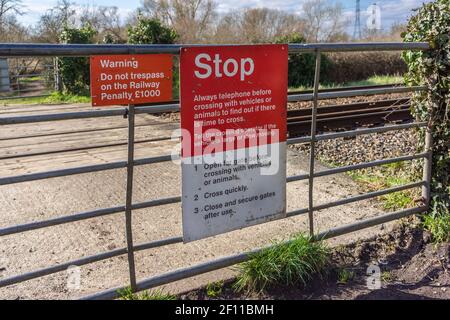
[180,44,288,242]
[90,54,173,106]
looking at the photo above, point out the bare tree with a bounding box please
[214,8,305,44]
[0,14,28,42]
[0,0,25,30]
[97,7,126,42]
[213,11,241,43]
[138,0,216,43]
[301,0,348,42]
[241,8,305,43]
[79,5,126,42]
[34,0,76,43]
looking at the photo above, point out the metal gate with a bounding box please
[0,42,432,299]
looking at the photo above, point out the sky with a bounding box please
[18,0,433,34]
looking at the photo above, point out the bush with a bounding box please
[325,52,406,84]
[128,16,178,44]
[276,33,330,88]
[58,25,96,95]
[402,0,450,242]
[423,209,450,243]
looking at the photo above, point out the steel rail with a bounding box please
[287,85,425,102]
[0,86,424,125]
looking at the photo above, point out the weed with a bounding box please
[337,268,355,284]
[206,281,224,298]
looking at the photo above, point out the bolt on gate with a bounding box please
[0,42,432,299]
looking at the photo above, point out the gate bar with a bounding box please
[0,236,182,288]
[313,181,425,211]
[0,42,429,57]
[0,196,181,237]
[315,152,428,177]
[314,206,427,240]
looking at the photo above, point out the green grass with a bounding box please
[233,233,330,293]
[337,268,355,284]
[17,76,44,83]
[206,280,224,298]
[381,271,392,283]
[117,287,176,300]
[345,74,404,87]
[0,91,90,105]
[288,74,403,91]
[423,212,450,243]
[348,162,418,211]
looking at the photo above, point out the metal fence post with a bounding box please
[308,50,322,237]
[422,126,433,207]
[125,104,138,290]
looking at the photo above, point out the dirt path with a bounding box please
[0,103,400,299]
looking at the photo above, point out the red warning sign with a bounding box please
[180,45,287,158]
[90,54,173,106]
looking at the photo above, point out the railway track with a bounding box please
[287,98,412,137]
[0,84,413,160]
[287,83,403,95]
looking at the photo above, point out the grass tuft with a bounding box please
[117,287,176,300]
[233,233,330,293]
